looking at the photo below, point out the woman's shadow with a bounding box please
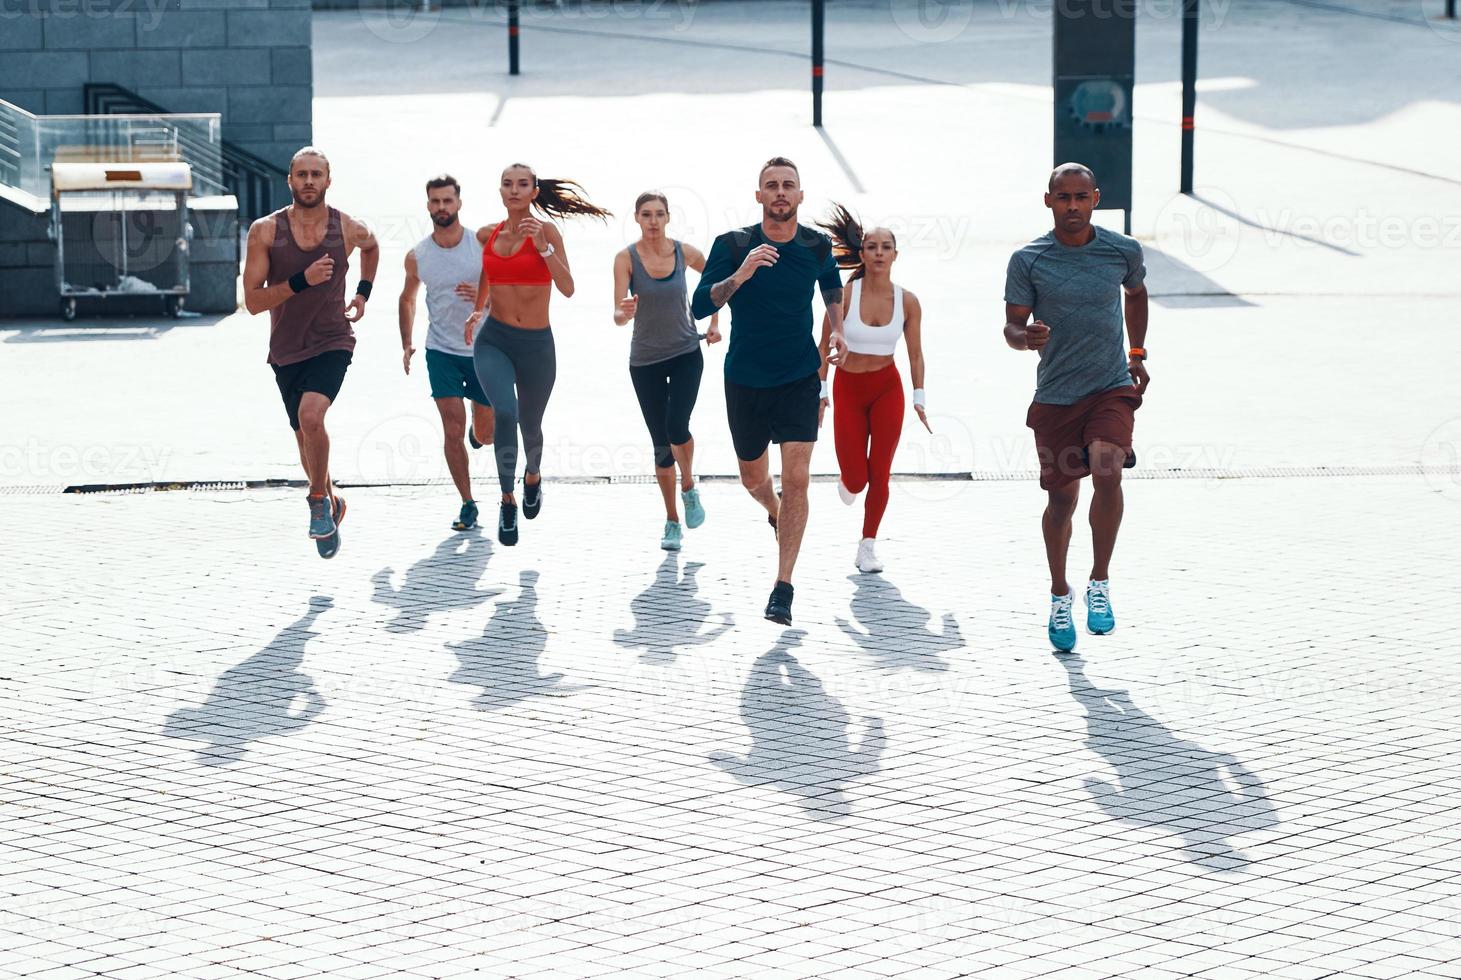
[1058,653,1279,871]
[447,570,589,711]
[710,630,885,821]
[613,554,733,664]
[371,530,499,633]
[835,573,961,671]
[162,595,331,767]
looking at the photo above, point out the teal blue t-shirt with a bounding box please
[692,223,843,388]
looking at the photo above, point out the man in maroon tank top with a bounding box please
[242,147,380,558]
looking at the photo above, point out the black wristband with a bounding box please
[288,271,310,294]
[355,279,373,300]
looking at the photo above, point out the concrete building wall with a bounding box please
[0,0,312,186]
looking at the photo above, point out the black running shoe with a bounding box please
[522,477,542,520]
[468,425,483,449]
[498,500,519,546]
[764,580,794,625]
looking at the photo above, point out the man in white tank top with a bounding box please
[398,175,496,532]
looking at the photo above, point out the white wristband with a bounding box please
[913,388,927,409]
[819,379,830,400]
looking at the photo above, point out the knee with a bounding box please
[1088,441,1127,482]
[1046,485,1080,518]
[296,404,327,433]
[780,469,810,497]
[738,468,768,494]
[442,419,466,444]
[654,447,674,469]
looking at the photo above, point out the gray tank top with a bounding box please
[627,240,700,367]
[413,227,480,357]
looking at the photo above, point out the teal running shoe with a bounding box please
[682,487,705,529]
[1086,580,1116,634]
[660,521,683,552]
[307,494,336,540]
[1048,593,1077,652]
[316,495,345,560]
[453,499,479,531]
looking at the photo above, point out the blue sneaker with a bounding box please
[682,487,705,529]
[1048,593,1077,652]
[1086,580,1116,634]
[498,500,519,546]
[660,521,683,551]
[453,500,479,531]
[307,494,336,540]
[316,495,345,559]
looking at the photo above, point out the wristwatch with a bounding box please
[538,243,555,259]
[1128,347,1147,360]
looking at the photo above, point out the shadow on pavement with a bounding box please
[371,529,499,632]
[447,569,589,710]
[162,594,331,767]
[836,572,959,671]
[1058,652,1278,872]
[711,630,885,822]
[613,553,733,664]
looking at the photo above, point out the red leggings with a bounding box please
[833,363,904,539]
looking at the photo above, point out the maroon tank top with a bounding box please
[265,206,355,366]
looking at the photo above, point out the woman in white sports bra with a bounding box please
[816,205,929,574]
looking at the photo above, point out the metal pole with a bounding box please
[1180,0,1197,194]
[508,0,520,76]
[1448,0,1456,19]
[811,0,824,127]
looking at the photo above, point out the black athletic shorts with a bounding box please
[725,372,820,461]
[272,349,352,430]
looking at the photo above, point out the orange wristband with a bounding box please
[1128,347,1147,360]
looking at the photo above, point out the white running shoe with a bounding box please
[855,537,883,573]
[837,480,857,506]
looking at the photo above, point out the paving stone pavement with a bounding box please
[3,474,1460,979]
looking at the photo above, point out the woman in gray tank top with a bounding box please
[611,191,721,553]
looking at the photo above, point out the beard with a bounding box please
[291,187,326,209]
[432,212,458,228]
[766,202,797,222]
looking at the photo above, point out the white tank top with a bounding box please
[843,279,905,356]
[413,227,481,357]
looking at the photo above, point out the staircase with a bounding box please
[84,83,287,223]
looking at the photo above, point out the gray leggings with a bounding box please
[472,316,557,495]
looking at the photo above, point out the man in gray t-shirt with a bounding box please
[1003,163,1151,653]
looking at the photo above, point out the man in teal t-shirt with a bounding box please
[692,156,847,627]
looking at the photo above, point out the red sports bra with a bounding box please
[482,222,552,285]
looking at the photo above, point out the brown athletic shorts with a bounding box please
[1026,385,1142,491]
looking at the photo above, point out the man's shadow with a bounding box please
[1059,653,1278,871]
[613,554,733,664]
[371,530,499,632]
[711,630,885,821]
[162,595,331,767]
[447,570,589,710]
[835,573,960,671]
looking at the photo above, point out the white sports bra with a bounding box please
[843,279,905,356]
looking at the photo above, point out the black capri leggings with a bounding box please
[629,347,704,469]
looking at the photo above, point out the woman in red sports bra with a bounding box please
[463,162,610,546]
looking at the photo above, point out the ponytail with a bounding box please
[504,162,612,222]
[818,202,867,281]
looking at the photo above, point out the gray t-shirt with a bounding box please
[1004,226,1146,405]
[413,228,480,357]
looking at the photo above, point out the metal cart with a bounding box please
[50,161,193,321]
